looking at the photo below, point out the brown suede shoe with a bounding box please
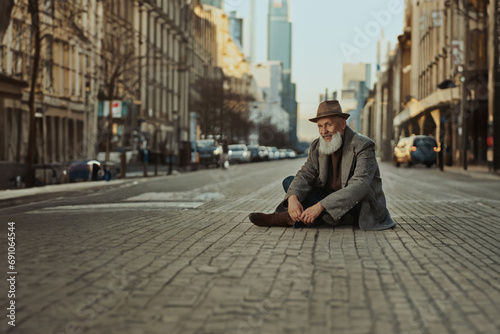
[249,212,295,227]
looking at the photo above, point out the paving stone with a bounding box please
[1,161,499,334]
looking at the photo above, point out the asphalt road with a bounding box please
[1,159,499,334]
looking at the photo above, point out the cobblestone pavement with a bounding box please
[1,160,499,334]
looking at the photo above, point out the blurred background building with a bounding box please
[199,0,222,9]
[1,0,499,189]
[0,0,260,188]
[358,0,498,172]
[249,61,290,147]
[267,0,298,147]
[341,63,372,133]
[0,0,104,187]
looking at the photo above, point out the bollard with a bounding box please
[120,152,127,179]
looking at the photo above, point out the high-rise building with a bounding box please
[244,0,257,64]
[341,63,372,133]
[267,0,297,146]
[250,61,290,136]
[343,63,372,91]
[268,0,291,72]
[228,11,243,52]
[200,0,223,9]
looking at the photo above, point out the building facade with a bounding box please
[0,0,104,188]
[132,0,191,167]
[249,61,290,147]
[341,63,372,134]
[199,0,223,9]
[361,0,494,169]
[199,3,254,144]
[228,11,243,52]
[0,0,226,188]
[392,0,489,168]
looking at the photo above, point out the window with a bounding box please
[63,43,70,95]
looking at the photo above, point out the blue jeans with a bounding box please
[281,175,330,228]
[282,176,331,208]
[281,175,360,228]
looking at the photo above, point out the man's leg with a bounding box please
[282,175,330,209]
[282,175,362,228]
[248,176,295,226]
[249,176,354,228]
[281,175,331,228]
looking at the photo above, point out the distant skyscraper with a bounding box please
[342,63,372,90]
[244,0,257,64]
[228,11,243,52]
[267,0,297,146]
[341,63,372,132]
[267,0,292,73]
[376,30,391,72]
[200,0,223,9]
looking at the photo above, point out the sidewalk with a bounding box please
[0,178,132,201]
[442,164,500,180]
[0,162,187,203]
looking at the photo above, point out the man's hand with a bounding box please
[287,195,303,222]
[299,202,325,225]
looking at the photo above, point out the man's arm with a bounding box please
[287,195,303,221]
[299,201,324,225]
[284,140,320,203]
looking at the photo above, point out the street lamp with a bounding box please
[437,79,457,171]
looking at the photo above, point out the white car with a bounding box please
[228,144,251,163]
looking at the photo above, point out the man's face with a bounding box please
[317,117,346,142]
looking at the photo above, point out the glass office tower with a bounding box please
[200,0,223,9]
[267,0,297,146]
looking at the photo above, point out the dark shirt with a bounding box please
[327,146,343,192]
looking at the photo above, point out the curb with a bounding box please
[442,166,500,181]
[0,179,135,210]
[0,172,185,210]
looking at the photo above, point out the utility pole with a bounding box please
[26,0,41,188]
[457,0,470,171]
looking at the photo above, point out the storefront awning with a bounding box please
[394,87,460,127]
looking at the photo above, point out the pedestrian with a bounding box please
[249,100,395,230]
[220,139,229,169]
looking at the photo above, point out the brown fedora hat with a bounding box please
[309,100,350,123]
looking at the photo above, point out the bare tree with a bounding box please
[221,84,254,143]
[100,27,138,162]
[192,76,223,137]
[193,75,254,143]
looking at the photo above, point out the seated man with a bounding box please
[249,100,395,231]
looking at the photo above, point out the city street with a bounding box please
[1,158,500,334]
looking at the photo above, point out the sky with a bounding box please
[224,0,405,141]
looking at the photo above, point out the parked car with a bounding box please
[393,135,438,168]
[196,139,222,168]
[285,149,297,159]
[247,145,261,162]
[259,146,270,161]
[228,144,251,163]
[267,146,280,160]
[67,160,103,182]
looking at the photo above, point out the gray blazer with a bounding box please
[284,126,395,231]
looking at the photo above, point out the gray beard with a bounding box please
[318,132,343,155]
